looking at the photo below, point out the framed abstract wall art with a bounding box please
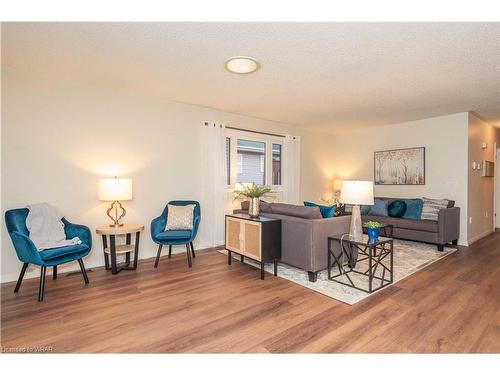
[374,147,425,185]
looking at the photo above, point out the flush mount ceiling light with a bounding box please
[224,56,260,74]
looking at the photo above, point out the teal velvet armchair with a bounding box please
[5,208,91,302]
[151,201,201,268]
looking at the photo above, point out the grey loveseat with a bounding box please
[234,201,350,282]
[362,197,460,251]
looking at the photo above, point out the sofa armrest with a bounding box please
[151,215,166,241]
[62,218,92,249]
[310,215,351,272]
[438,207,460,244]
[10,231,44,265]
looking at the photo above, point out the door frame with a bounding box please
[494,143,500,228]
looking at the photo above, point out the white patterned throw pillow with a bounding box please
[165,204,195,230]
[421,198,449,221]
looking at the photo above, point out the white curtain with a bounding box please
[200,122,226,247]
[282,135,301,204]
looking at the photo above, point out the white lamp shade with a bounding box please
[340,180,374,205]
[98,178,132,201]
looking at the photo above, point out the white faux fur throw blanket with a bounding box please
[26,203,81,251]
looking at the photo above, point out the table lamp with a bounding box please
[98,177,132,227]
[340,180,374,241]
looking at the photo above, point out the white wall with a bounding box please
[334,112,469,245]
[1,67,336,282]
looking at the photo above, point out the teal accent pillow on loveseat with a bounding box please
[402,199,424,219]
[388,200,407,217]
[304,202,336,218]
[368,198,389,216]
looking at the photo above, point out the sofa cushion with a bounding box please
[421,198,449,221]
[362,215,438,233]
[304,202,336,218]
[368,198,389,216]
[388,200,407,217]
[155,230,192,240]
[396,218,438,232]
[270,203,322,219]
[402,199,423,220]
[240,200,271,213]
[40,243,90,261]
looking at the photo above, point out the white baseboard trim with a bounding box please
[467,229,494,245]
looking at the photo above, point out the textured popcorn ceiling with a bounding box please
[2,22,499,132]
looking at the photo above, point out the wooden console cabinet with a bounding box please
[225,214,281,280]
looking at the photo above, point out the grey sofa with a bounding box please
[234,201,350,282]
[362,197,460,251]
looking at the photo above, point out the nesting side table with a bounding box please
[96,224,144,275]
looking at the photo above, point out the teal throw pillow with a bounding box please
[402,199,424,219]
[388,200,407,217]
[304,201,336,218]
[360,205,371,215]
[368,198,389,216]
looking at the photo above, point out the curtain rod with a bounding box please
[225,126,286,138]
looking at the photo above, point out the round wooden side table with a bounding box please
[96,224,145,275]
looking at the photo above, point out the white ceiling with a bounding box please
[2,22,499,133]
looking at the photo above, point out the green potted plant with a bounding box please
[363,220,382,242]
[234,183,273,217]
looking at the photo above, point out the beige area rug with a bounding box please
[219,240,457,305]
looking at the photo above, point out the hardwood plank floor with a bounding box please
[1,232,499,353]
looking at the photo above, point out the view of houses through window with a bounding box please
[225,129,283,187]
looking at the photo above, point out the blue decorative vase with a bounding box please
[367,227,380,243]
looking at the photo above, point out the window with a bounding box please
[272,144,282,185]
[237,153,243,174]
[236,139,266,185]
[225,137,231,185]
[225,129,283,188]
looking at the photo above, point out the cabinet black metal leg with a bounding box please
[168,245,172,258]
[78,258,90,284]
[190,242,195,258]
[240,254,244,263]
[452,239,458,246]
[228,250,232,265]
[14,263,29,293]
[274,259,278,276]
[38,266,46,302]
[53,265,57,280]
[154,244,163,268]
[185,243,192,268]
[260,262,265,280]
[437,244,444,252]
[110,235,118,274]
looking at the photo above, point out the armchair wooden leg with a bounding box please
[14,263,29,293]
[53,265,57,280]
[185,244,192,268]
[78,259,90,284]
[168,245,172,258]
[154,245,163,268]
[38,266,47,302]
[190,242,195,258]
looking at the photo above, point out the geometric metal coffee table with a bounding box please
[327,233,394,293]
